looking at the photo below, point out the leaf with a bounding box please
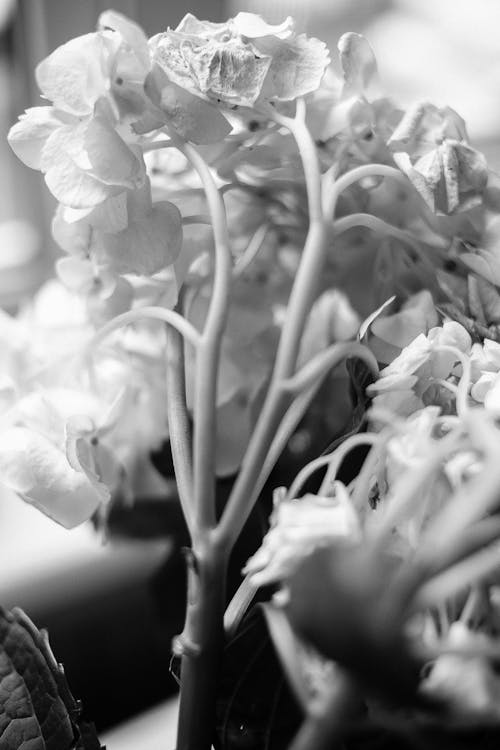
[0,606,104,749]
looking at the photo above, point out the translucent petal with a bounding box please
[35,33,107,115]
[98,10,150,72]
[257,33,330,101]
[99,200,182,275]
[0,427,107,528]
[145,66,233,143]
[7,107,63,170]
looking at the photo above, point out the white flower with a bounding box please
[244,486,360,587]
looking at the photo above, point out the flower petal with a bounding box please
[0,427,107,528]
[7,107,63,170]
[145,66,232,143]
[83,117,145,189]
[232,12,294,40]
[35,33,107,115]
[99,201,182,275]
[257,33,330,101]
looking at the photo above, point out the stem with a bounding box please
[84,306,201,353]
[176,139,233,534]
[175,540,228,750]
[165,136,232,750]
[217,109,326,548]
[282,341,378,395]
[166,317,194,534]
[332,212,435,261]
[324,163,410,218]
[287,432,380,502]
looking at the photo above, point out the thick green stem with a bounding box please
[175,537,228,750]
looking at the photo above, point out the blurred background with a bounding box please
[1,0,500,745]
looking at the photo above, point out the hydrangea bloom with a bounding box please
[150,12,330,108]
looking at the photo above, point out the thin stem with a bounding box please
[332,212,438,260]
[324,163,411,218]
[84,306,201,354]
[142,138,174,152]
[282,341,378,395]
[217,107,326,548]
[166,310,194,534]
[176,139,233,535]
[233,223,270,277]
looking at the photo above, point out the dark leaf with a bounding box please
[0,607,104,750]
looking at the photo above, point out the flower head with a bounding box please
[150,12,330,107]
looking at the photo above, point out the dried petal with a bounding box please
[338,32,378,96]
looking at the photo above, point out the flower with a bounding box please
[244,485,360,587]
[7,12,153,208]
[368,320,472,416]
[388,102,488,214]
[149,12,330,108]
[9,103,145,209]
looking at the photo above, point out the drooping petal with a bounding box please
[35,33,107,116]
[0,427,107,528]
[7,107,63,170]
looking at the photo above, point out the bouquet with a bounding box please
[2,8,500,749]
